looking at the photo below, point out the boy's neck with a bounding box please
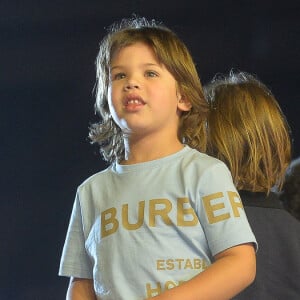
[121,133,184,165]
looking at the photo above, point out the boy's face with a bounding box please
[107,42,191,138]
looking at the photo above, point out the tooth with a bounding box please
[128,99,141,104]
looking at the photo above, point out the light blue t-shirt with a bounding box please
[59,146,257,299]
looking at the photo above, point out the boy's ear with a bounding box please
[177,94,192,112]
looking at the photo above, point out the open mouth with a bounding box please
[123,95,146,108]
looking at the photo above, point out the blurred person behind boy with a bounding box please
[205,70,300,299]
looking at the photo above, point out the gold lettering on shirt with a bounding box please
[177,197,199,226]
[165,281,177,289]
[146,280,185,298]
[146,282,162,297]
[122,200,145,230]
[149,199,172,226]
[202,192,230,224]
[156,258,209,271]
[101,207,118,238]
[101,195,240,238]
[227,191,244,217]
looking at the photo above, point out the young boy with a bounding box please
[59,17,257,300]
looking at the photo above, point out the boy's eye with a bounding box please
[145,70,158,77]
[112,73,126,80]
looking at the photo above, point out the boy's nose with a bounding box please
[124,83,139,90]
[124,78,140,90]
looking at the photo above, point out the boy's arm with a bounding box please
[149,243,256,300]
[66,277,97,300]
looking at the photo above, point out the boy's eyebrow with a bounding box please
[110,63,160,71]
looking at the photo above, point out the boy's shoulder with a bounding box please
[77,165,113,190]
[184,147,228,170]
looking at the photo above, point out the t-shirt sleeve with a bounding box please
[197,162,258,256]
[58,192,93,279]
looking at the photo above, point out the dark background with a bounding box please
[1,1,299,299]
